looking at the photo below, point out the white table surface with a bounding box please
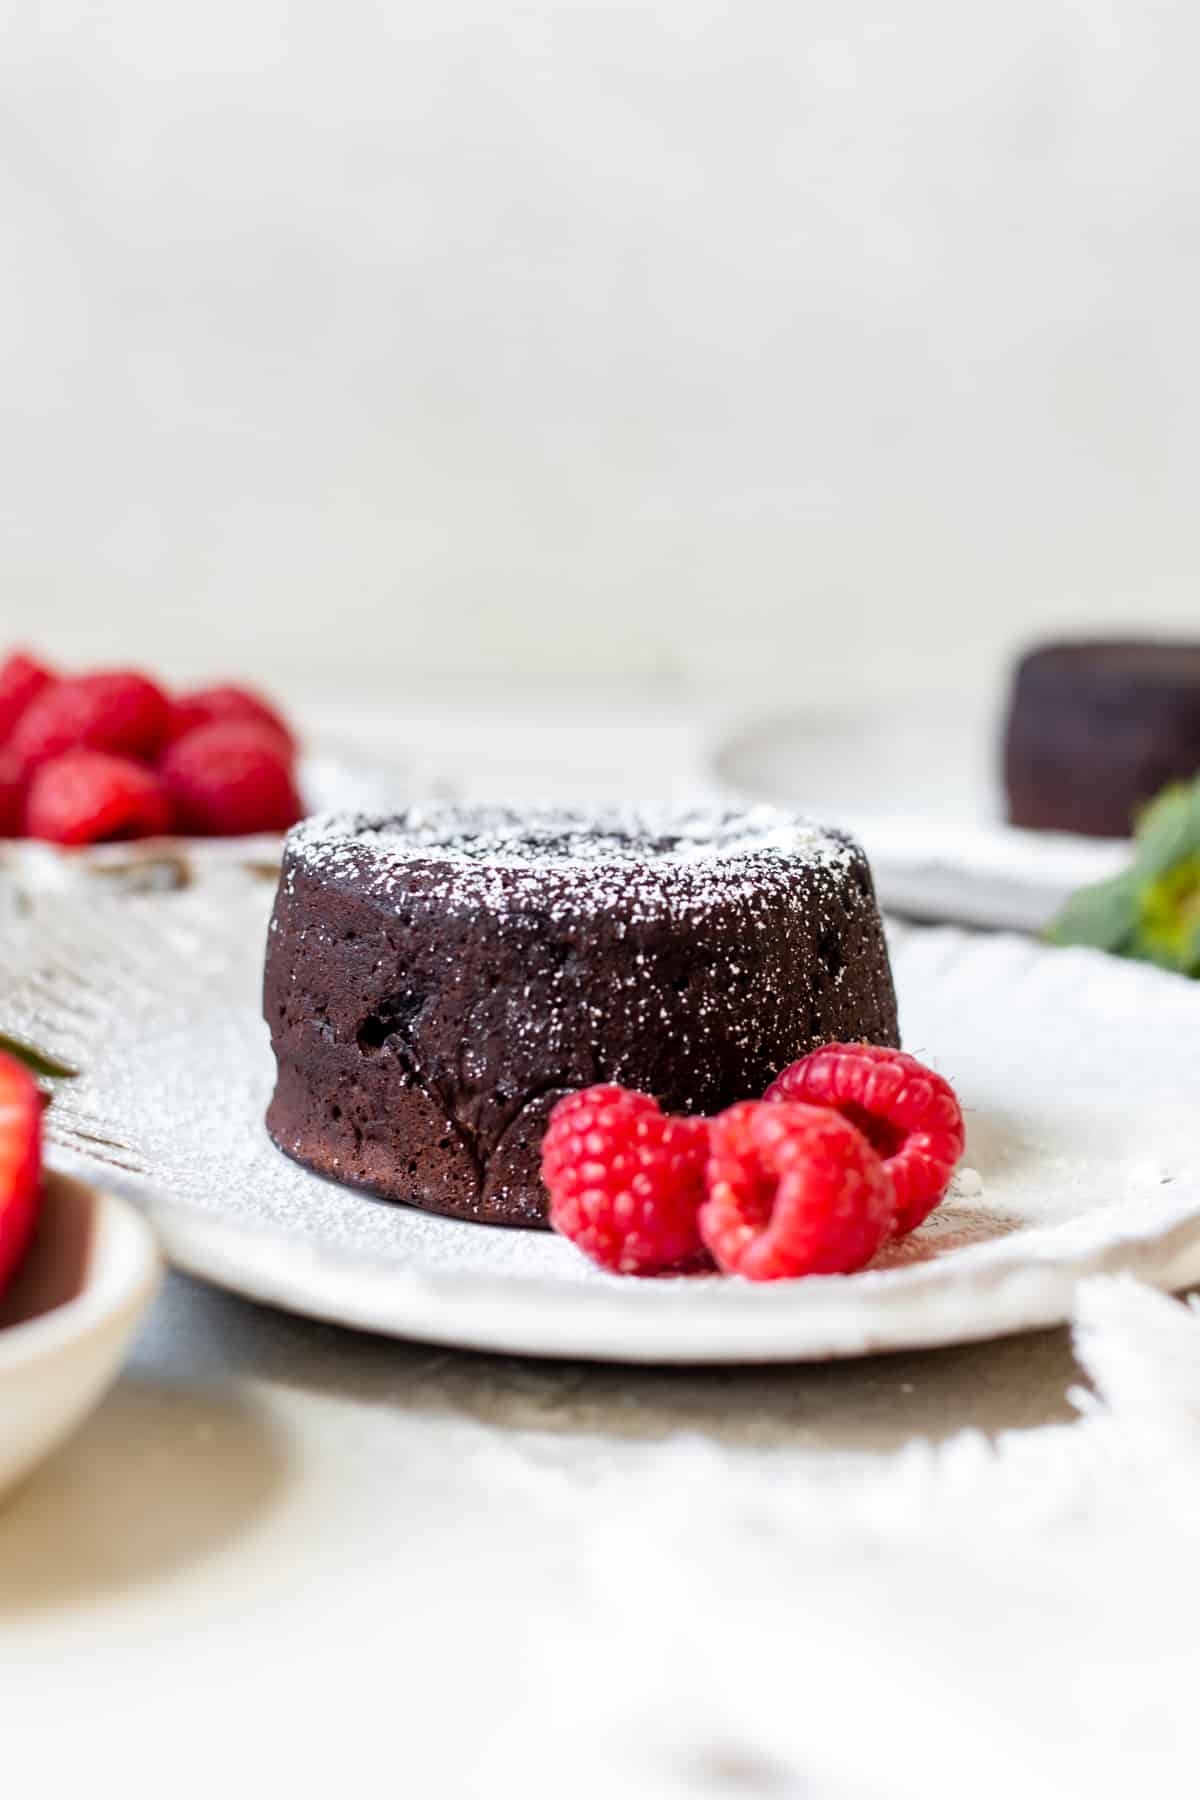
[3,695,1197,1799]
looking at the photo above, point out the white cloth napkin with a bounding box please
[472,1277,1200,1799]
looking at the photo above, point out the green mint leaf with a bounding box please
[1051,772,1200,976]
[1133,776,1200,879]
[1131,849,1200,974]
[1045,871,1140,952]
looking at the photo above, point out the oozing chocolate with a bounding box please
[263,805,900,1226]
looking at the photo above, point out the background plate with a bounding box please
[710,700,1130,931]
[4,883,1199,1363]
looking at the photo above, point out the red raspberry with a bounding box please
[701,1100,894,1280]
[0,651,54,743]
[26,750,173,845]
[0,753,22,837]
[11,670,170,776]
[165,684,297,755]
[541,1084,711,1275]
[0,1051,44,1296]
[160,722,303,836]
[765,1044,965,1237]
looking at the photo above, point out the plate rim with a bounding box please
[47,1148,1200,1365]
[18,889,1200,1367]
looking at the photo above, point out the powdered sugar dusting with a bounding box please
[286,803,858,925]
[291,802,847,868]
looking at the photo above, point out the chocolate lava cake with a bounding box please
[263,806,900,1227]
[1005,640,1200,837]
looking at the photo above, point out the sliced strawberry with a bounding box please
[165,684,297,756]
[25,750,174,845]
[160,722,302,836]
[0,651,54,744]
[11,670,170,777]
[0,752,22,837]
[0,1053,43,1296]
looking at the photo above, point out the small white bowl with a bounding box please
[0,1171,161,1501]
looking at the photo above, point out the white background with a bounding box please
[4,2,1199,703]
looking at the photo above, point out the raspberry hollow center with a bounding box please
[835,1101,906,1161]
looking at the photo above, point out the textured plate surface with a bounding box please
[4,883,1199,1362]
[710,703,1130,931]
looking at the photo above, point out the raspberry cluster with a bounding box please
[541,1045,966,1282]
[0,650,301,845]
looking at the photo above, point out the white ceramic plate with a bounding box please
[5,883,1199,1364]
[0,1173,161,1499]
[710,702,1130,931]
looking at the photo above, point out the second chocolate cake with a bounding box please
[1005,639,1200,837]
[264,806,900,1227]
